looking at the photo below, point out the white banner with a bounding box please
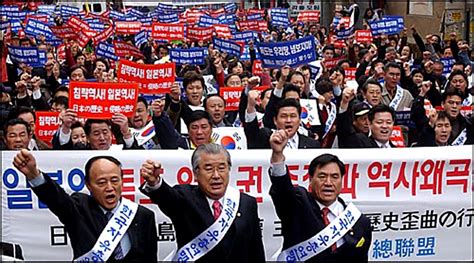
[1,147,473,261]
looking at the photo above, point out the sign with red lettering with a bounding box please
[355,30,373,43]
[252,60,263,76]
[186,9,205,24]
[76,30,93,48]
[186,26,214,41]
[50,25,78,40]
[117,59,176,94]
[114,40,144,58]
[25,14,49,25]
[35,111,60,147]
[345,67,357,80]
[69,82,139,119]
[151,23,185,41]
[297,11,320,22]
[115,21,142,35]
[212,24,231,39]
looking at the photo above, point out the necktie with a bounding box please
[106,212,124,259]
[321,207,337,252]
[213,200,222,220]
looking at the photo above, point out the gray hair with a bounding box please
[191,143,232,175]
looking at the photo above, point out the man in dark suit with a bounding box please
[337,87,397,148]
[140,143,265,262]
[268,129,372,262]
[244,95,320,149]
[12,150,157,262]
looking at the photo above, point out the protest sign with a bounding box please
[157,12,179,24]
[296,10,320,22]
[151,23,185,41]
[252,60,263,76]
[213,37,243,58]
[345,67,357,80]
[232,31,258,44]
[115,21,142,35]
[50,25,78,40]
[198,15,220,27]
[66,16,91,32]
[440,57,456,76]
[212,24,232,39]
[96,42,118,61]
[25,19,53,39]
[7,46,42,67]
[69,82,139,119]
[256,36,317,68]
[219,86,244,111]
[186,26,214,41]
[134,30,150,48]
[34,111,60,147]
[92,25,114,44]
[355,30,373,43]
[270,8,289,28]
[370,18,402,36]
[114,40,144,59]
[169,48,207,65]
[117,59,176,94]
[237,20,268,32]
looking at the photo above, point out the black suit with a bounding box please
[141,182,265,263]
[269,171,372,263]
[32,174,157,262]
[244,117,321,149]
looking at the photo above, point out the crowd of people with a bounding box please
[2,1,473,262]
[1,2,473,152]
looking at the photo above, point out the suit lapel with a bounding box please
[194,187,215,226]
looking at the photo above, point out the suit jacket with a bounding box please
[244,117,321,149]
[141,182,265,263]
[269,171,372,263]
[32,174,157,262]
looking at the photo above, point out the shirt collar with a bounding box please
[99,199,121,215]
[375,139,391,148]
[315,199,343,216]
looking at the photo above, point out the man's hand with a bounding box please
[341,87,355,110]
[247,90,259,112]
[169,82,181,102]
[419,81,432,97]
[61,109,78,131]
[150,99,164,117]
[269,129,289,164]
[111,113,131,138]
[13,149,40,181]
[140,160,162,187]
[427,108,438,128]
[247,76,260,90]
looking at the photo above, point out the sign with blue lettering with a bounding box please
[37,5,57,15]
[270,8,289,28]
[25,19,54,39]
[256,36,317,68]
[336,26,355,40]
[369,18,402,36]
[135,30,150,48]
[127,8,144,18]
[0,5,19,16]
[157,12,179,23]
[96,42,118,61]
[170,48,207,65]
[7,46,43,67]
[247,13,263,21]
[213,37,243,58]
[441,57,456,76]
[5,11,30,21]
[232,31,258,44]
[140,17,153,25]
[88,20,106,31]
[44,36,62,47]
[110,10,125,20]
[6,19,23,33]
[60,5,79,17]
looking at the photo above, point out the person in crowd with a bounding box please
[3,118,32,150]
[12,151,157,261]
[140,143,265,262]
[268,130,372,262]
[8,106,51,150]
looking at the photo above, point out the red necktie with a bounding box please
[321,207,337,252]
[213,200,221,220]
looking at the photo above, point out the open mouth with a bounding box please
[105,194,116,204]
[321,189,335,196]
[210,182,223,190]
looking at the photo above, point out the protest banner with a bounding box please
[2,147,472,261]
[34,111,61,147]
[92,25,114,44]
[369,18,402,36]
[117,59,176,94]
[134,30,150,48]
[213,37,243,58]
[322,57,339,70]
[198,15,220,27]
[232,30,258,44]
[50,25,78,40]
[355,30,373,43]
[252,60,263,76]
[383,15,405,31]
[157,12,179,24]
[345,67,357,80]
[186,26,214,41]
[212,24,232,39]
[75,29,93,49]
[95,42,118,61]
[7,46,43,67]
[115,21,142,35]
[24,19,53,39]
[185,9,206,24]
[24,14,49,25]
[219,86,243,111]
[151,23,185,41]
[69,81,139,119]
[256,36,317,68]
[169,48,207,65]
[113,40,144,59]
[296,10,320,22]
[211,127,247,150]
[440,57,456,76]
[390,126,406,147]
[270,8,289,28]
[66,16,91,33]
[237,20,268,32]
